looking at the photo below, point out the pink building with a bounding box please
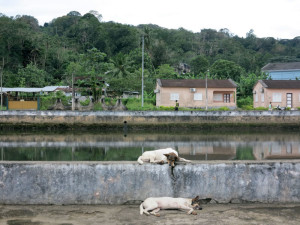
[155,79,237,109]
[253,80,300,109]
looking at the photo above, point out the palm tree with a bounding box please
[108,53,133,78]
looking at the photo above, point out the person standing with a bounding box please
[175,100,179,111]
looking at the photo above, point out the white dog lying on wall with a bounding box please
[137,148,191,167]
[140,196,211,216]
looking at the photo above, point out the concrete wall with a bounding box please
[253,82,300,109]
[1,111,300,128]
[155,84,236,108]
[0,161,299,204]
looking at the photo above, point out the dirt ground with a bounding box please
[0,203,299,225]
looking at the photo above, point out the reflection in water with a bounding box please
[1,132,300,161]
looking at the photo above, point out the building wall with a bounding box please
[267,70,300,80]
[253,82,300,109]
[156,84,236,108]
[8,101,38,110]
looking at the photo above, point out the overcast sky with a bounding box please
[1,0,300,39]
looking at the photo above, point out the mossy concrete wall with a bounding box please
[0,161,299,204]
[0,111,300,129]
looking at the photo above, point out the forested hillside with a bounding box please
[1,11,300,98]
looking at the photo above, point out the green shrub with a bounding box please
[80,98,90,106]
[254,106,268,111]
[104,98,117,106]
[218,106,230,111]
[125,97,157,111]
[40,93,56,110]
[241,105,254,110]
[237,96,253,110]
[93,102,103,111]
[159,106,175,111]
[40,91,71,110]
[208,107,230,111]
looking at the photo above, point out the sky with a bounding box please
[1,0,300,39]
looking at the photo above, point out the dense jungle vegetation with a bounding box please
[1,10,300,109]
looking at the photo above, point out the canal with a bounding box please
[1,130,300,161]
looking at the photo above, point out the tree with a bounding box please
[210,59,244,81]
[107,53,133,77]
[155,64,178,79]
[88,10,102,22]
[238,72,269,97]
[15,15,39,31]
[190,56,209,75]
[17,63,48,87]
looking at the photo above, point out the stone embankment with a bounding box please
[0,110,300,130]
[0,161,299,204]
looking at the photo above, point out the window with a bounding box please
[272,93,282,102]
[261,93,264,102]
[224,94,230,103]
[213,93,222,101]
[194,93,202,101]
[255,93,258,102]
[170,93,179,101]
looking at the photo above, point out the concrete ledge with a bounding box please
[1,161,299,204]
[1,110,300,130]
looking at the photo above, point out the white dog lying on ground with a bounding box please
[140,196,211,216]
[137,148,191,167]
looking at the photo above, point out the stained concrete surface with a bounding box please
[0,203,299,225]
[2,161,300,204]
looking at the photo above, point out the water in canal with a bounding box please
[1,131,300,161]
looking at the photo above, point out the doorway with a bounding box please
[286,93,292,108]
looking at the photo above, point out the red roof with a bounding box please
[158,79,237,88]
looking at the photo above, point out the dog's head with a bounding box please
[164,153,178,167]
[191,196,212,210]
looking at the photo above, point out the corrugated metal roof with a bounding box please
[260,80,300,89]
[262,62,300,71]
[158,79,237,88]
[1,86,70,93]
[42,86,69,92]
[1,87,43,93]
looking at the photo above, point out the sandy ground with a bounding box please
[0,203,300,225]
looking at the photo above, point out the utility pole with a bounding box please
[206,69,209,110]
[141,35,144,108]
[142,35,145,108]
[72,72,75,111]
[0,57,3,110]
[0,66,2,110]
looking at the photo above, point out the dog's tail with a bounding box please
[139,202,144,215]
[137,156,144,165]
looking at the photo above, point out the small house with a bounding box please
[253,80,300,109]
[155,79,237,109]
[2,86,70,110]
[261,62,300,80]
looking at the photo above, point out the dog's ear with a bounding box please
[193,196,200,201]
[164,154,169,157]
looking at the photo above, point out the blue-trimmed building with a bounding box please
[262,62,300,80]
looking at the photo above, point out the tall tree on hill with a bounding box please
[210,59,244,82]
[190,55,209,75]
